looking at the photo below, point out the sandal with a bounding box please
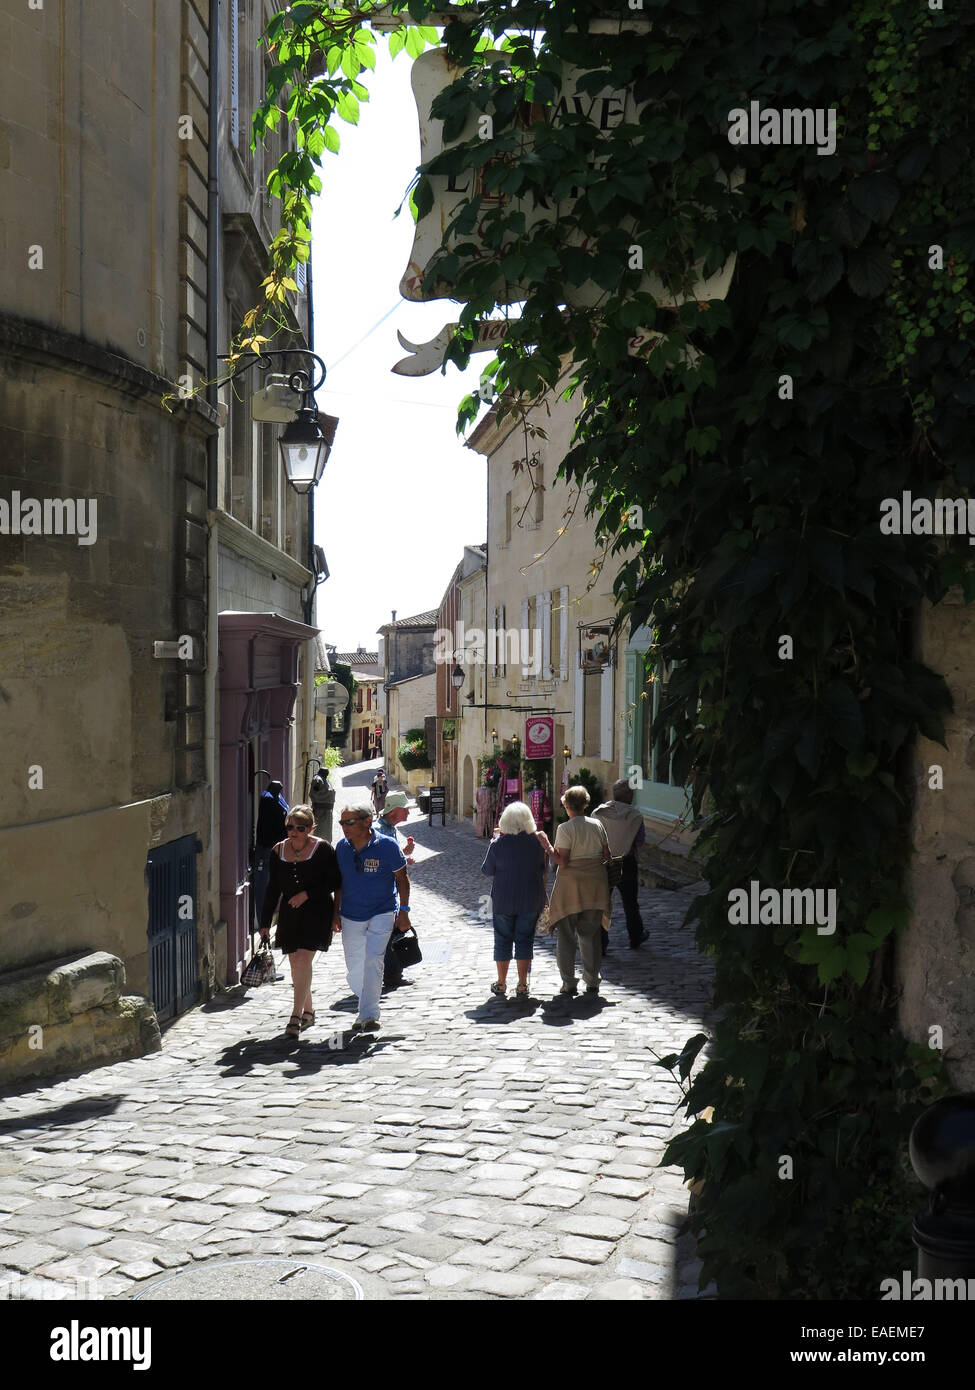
[490,981,507,997]
[515,983,530,998]
[285,1014,302,1038]
[300,1009,315,1031]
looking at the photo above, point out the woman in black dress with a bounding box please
[259,803,342,1038]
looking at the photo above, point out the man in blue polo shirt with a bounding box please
[333,801,411,1033]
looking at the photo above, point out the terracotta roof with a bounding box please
[332,650,379,665]
[377,609,438,632]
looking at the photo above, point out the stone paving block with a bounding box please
[588,1278,648,1300]
[364,1153,417,1169]
[441,1219,503,1244]
[593,1178,651,1199]
[358,1251,398,1273]
[617,1255,671,1286]
[213,1186,267,1206]
[152,1250,190,1269]
[1,1240,65,1271]
[555,1213,628,1241]
[531,1168,591,1191]
[156,1221,214,1243]
[560,1235,614,1264]
[521,1187,584,1209]
[413,1155,468,1172]
[448,1242,524,1272]
[90,1237,161,1263]
[323,1243,369,1260]
[35,1253,121,1280]
[424,1263,471,1289]
[263,1194,333,1216]
[466,1180,531,1200]
[464,1271,539,1297]
[534,1281,589,1300]
[117,1261,161,1281]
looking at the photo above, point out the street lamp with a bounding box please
[490,728,498,743]
[450,661,466,691]
[280,406,337,494]
[562,744,571,758]
[222,347,337,494]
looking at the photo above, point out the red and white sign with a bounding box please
[525,716,554,760]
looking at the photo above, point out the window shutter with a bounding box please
[559,585,569,681]
[520,597,530,676]
[573,661,585,757]
[500,604,506,675]
[599,655,615,763]
[541,591,552,676]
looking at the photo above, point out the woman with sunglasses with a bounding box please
[259,804,342,1038]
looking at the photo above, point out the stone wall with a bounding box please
[0,950,161,1086]
[900,592,975,1087]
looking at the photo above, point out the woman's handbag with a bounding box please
[389,925,423,967]
[606,856,625,890]
[536,902,553,936]
[241,940,276,986]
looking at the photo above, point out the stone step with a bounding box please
[0,950,160,1086]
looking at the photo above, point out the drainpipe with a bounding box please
[205,0,222,984]
[301,223,317,785]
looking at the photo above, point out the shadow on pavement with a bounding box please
[0,1093,122,1131]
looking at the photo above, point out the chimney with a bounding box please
[391,610,397,623]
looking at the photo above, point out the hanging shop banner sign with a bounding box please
[525,715,554,760]
[395,49,738,374]
[399,48,738,312]
[392,319,512,376]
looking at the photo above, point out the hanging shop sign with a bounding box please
[524,715,555,760]
[394,48,740,375]
[579,624,614,672]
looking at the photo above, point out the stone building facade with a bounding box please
[0,0,321,1078]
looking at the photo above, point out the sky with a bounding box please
[310,44,488,653]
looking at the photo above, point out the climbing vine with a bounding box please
[248,0,974,1296]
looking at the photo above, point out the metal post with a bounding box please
[909,1093,975,1279]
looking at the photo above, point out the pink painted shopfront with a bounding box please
[218,612,318,979]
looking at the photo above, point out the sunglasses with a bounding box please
[339,818,363,828]
[285,823,309,831]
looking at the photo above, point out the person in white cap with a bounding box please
[375,791,416,864]
[374,790,417,989]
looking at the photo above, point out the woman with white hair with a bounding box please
[480,800,548,999]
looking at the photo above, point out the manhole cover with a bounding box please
[129,1258,363,1301]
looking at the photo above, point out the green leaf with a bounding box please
[335,91,359,126]
[846,246,894,298]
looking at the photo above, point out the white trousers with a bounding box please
[341,912,395,1022]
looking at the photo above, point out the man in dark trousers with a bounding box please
[592,779,650,952]
[374,791,416,988]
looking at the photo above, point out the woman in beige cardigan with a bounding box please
[539,785,612,996]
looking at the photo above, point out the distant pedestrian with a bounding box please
[475,781,494,837]
[481,801,547,999]
[593,779,649,951]
[541,785,611,997]
[259,805,341,1038]
[371,768,389,815]
[309,764,335,842]
[333,802,411,1033]
[252,778,289,925]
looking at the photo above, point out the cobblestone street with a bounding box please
[0,762,713,1301]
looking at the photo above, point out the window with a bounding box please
[640,663,677,786]
[228,358,253,529]
[504,491,512,545]
[356,688,363,713]
[259,423,277,544]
